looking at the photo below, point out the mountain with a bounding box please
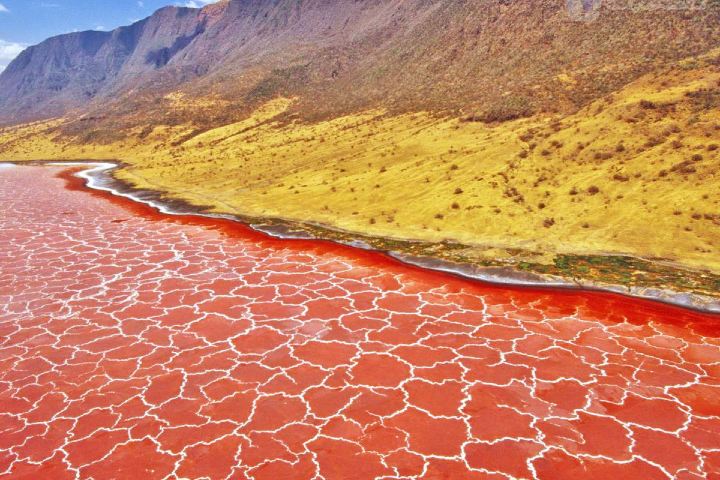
[1,0,720,130]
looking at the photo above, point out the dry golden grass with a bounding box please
[2,57,719,274]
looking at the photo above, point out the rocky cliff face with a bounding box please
[0,6,207,124]
[1,0,719,127]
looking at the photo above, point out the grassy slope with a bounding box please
[1,54,719,275]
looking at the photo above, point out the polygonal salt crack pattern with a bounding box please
[0,165,719,480]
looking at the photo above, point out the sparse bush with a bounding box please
[644,136,664,148]
[686,87,720,111]
[138,126,154,139]
[465,95,534,123]
[670,161,697,174]
[594,151,613,160]
[639,99,657,109]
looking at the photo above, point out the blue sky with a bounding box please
[0,0,220,71]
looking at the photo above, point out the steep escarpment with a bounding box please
[0,6,209,124]
[1,0,720,130]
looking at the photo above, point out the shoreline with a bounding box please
[3,159,719,314]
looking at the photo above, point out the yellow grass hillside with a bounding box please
[1,54,719,276]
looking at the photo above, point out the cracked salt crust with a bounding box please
[0,165,719,479]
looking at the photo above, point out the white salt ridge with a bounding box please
[4,161,718,314]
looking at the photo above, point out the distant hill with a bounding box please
[1,0,719,130]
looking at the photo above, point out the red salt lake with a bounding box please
[1,164,719,480]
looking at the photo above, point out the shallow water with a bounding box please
[1,165,719,479]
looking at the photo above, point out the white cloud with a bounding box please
[0,3,9,13]
[179,0,221,8]
[0,40,26,73]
